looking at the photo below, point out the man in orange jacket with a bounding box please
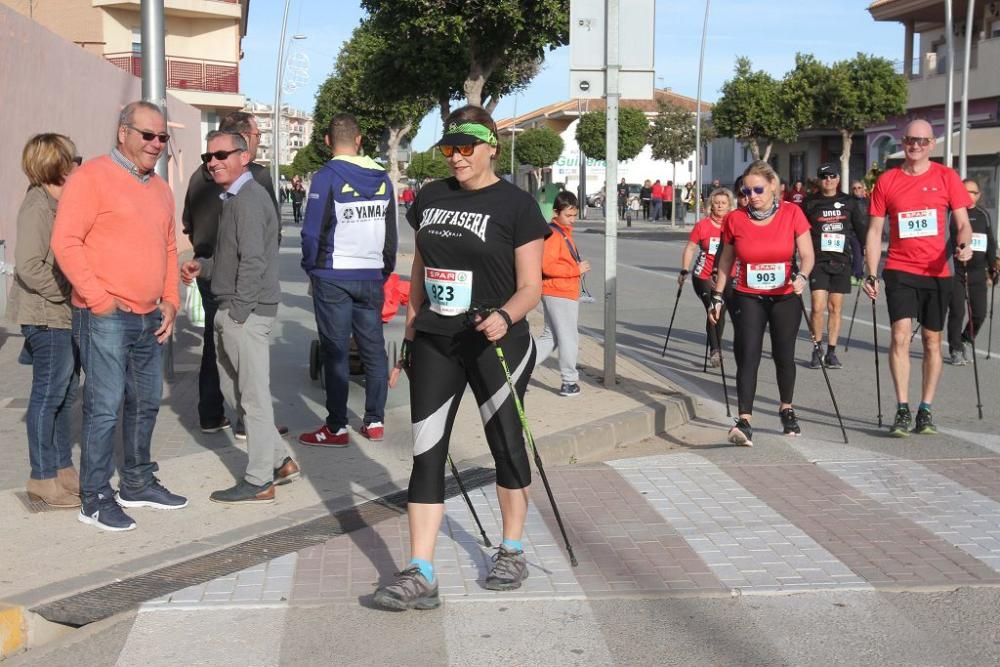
[534,191,590,396]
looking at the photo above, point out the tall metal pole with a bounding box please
[694,0,711,223]
[272,0,293,194]
[603,0,620,386]
[944,0,955,167]
[511,94,518,184]
[140,0,167,181]
[578,97,587,220]
[959,0,976,177]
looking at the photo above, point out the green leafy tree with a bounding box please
[713,57,800,161]
[289,143,327,178]
[513,127,564,189]
[406,148,451,181]
[362,0,568,125]
[494,136,513,177]
[575,107,648,162]
[310,20,434,189]
[648,100,697,223]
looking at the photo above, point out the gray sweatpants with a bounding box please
[534,295,580,383]
[215,310,291,486]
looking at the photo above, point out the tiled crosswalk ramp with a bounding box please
[143,447,1000,610]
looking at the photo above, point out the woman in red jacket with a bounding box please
[535,191,590,396]
[678,187,734,367]
[709,161,814,447]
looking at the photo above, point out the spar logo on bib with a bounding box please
[426,268,466,282]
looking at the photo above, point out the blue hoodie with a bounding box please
[301,155,397,281]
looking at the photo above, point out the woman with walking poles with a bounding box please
[708,161,814,447]
[678,187,735,368]
[374,106,551,610]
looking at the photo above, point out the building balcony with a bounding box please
[106,52,239,94]
[93,0,241,20]
[905,36,1000,109]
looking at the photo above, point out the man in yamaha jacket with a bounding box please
[298,113,397,447]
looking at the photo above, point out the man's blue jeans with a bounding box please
[311,277,387,429]
[21,325,79,480]
[73,308,162,504]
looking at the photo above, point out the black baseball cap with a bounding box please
[817,163,840,178]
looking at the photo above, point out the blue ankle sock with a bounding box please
[502,538,523,553]
[919,402,931,412]
[898,402,909,411]
[408,558,434,582]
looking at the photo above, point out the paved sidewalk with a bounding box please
[0,211,692,648]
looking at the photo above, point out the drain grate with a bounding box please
[31,466,496,627]
[14,491,78,514]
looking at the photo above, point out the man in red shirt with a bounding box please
[863,119,973,436]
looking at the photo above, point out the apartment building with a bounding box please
[3,0,249,138]
[868,0,1000,219]
[244,99,314,167]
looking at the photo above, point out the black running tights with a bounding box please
[731,292,801,416]
[946,275,988,352]
[407,328,535,504]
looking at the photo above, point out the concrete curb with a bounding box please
[0,603,72,659]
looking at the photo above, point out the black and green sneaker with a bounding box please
[913,408,937,435]
[889,407,911,437]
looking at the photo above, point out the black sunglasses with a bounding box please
[740,186,766,196]
[820,174,839,180]
[902,136,932,147]
[200,148,243,164]
[126,125,170,143]
[72,156,83,166]
[439,144,479,158]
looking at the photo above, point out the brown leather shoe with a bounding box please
[273,457,301,486]
[56,466,80,496]
[26,478,81,508]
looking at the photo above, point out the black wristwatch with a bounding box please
[865,274,878,285]
[680,269,689,277]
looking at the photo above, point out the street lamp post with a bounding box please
[272,0,306,192]
[694,0,711,222]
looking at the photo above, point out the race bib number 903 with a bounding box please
[425,268,473,316]
[746,263,785,290]
[898,209,938,239]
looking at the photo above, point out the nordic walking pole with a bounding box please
[844,282,862,351]
[447,455,491,548]
[962,265,984,419]
[868,279,884,427]
[910,322,921,343]
[702,332,710,372]
[660,280,685,356]
[493,341,578,567]
[797,295,848,443]
[988,278,996,359]
[715,323,732,418]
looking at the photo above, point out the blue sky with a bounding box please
[240,1,904,152]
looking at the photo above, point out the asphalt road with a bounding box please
[571,222,1000,458]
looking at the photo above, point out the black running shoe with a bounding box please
[727,418,753,447]
[809,346,823,369]
[823,351,842,369]
[780,408,801,436]
[889,407,911,437]
[913,408,937,435]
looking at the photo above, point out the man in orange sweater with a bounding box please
[51,101,187,532]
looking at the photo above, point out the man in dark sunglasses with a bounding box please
[50,100,188,531]
[864,118,974,437]
[179,130,297,504]
[181,110,282,438]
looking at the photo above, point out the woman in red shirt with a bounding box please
[709,161,814,446]
[679,187,735,367]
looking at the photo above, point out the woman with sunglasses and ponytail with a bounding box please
[708,161,814,447]
[374,106,550,610]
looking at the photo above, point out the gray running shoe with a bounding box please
[708,350,722,368]
[373,566,440,611]
[949,349,967,366]
[484,546,529,591]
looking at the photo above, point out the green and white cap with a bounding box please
[436,121,498,147]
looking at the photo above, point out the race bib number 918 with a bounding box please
[425,268,473,316]
[898,209,938,239]
[746,263,786,290]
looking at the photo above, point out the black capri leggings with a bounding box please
[731,292,802,416]
[408,328,535,504]
[692,276,734,352]
[946,275,988,352]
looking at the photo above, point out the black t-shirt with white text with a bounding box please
[802,192,868,265]
[407,177,550,336]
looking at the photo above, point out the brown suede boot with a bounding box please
[26,478,81,508]
[56,466,80,496]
